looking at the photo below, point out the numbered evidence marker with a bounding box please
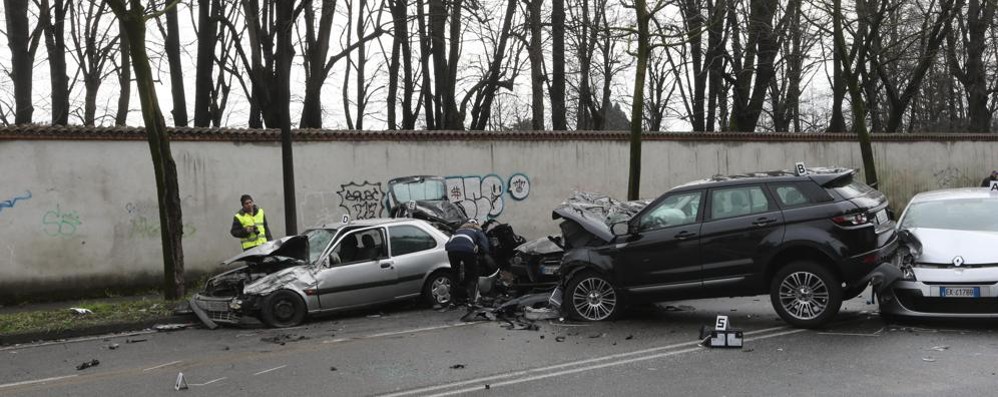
[794,162,808,176]
[341,214,350,224]
[707,315,743,348]
[175,372,189,390]
[990,180,998,194]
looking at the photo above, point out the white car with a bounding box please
[880,188,998,318]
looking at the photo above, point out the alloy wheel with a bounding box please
[777,271,830,320]
[571,277,617,321]
[431,276,452,305]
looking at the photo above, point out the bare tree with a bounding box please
[4,0,43,124]
[946,0,995,132]
[105,0,185,300]
[154,1,189,126]
[115,18,131,125]
[38,0,71,125]
[69,1,119,126]
[192,0,218,126]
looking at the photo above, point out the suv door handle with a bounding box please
[675,231,697,240]
[752,217,777,227]
[380,261,394,269]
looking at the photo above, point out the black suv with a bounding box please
[555,168,897,328]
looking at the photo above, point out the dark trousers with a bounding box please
[447,251,479,304]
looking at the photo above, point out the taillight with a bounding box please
[831,213,868,226]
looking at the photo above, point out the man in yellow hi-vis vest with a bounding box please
[230,194,273,250]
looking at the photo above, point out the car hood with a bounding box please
[909,227,998,265]
[220,235,309,266]
[515,236,563,255]
[552,206,614,243]
[551,192,651,244]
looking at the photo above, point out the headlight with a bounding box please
[229,299,243,310]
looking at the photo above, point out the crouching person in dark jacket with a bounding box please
[445,220,491,306]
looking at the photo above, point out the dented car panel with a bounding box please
[192,218,453,327]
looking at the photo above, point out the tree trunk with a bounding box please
[276,0,297,235]
[681,0,705,131]
[550,0,567,130]
[705,0,724,131]
[470,0,517,130]
[4,0,37,124]
[193,0,217,127]
[834,0,877,187]
[528,0,545,130]
[628,0,651,200]
[41,0,70,125]
[164,5,188,126]
[116,18,131,126]
[355,0,367,130]
[387,0,402,130]
[417,0,435,129]
[730,0,778,132]
[108,0,186,300]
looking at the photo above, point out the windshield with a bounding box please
[901,198,998,232]
[305,228,337,263]
[392,179,447,203]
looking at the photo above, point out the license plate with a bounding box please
[940,287,980,298]
[540,265,559,275]
[875,209,889,225]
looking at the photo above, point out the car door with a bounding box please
[698,184,785,290]
[614,190,704,294]
[314,227,398,309]
[387,224,447,298]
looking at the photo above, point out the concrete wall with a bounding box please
[0,131,993,302]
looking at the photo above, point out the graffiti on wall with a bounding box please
[444,173,531,220]
[125,200,198,239]
[0,191,32,216]
[42,204,82,237]
[337,182,385,220]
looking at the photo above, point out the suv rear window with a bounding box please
[825,177,874,199]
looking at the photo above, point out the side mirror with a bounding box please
[611,221,630,236]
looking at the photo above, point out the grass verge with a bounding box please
[0,297,183,336]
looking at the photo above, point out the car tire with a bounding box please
[565,271,620,322]
[260,290,307,328]
[770,261,842,329]
[423,270,454,306]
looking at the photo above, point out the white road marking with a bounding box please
[0,375,79,389]
[322,322,479,344]
[378,326,792,397]
[142,360,183,372]
[426,329,808,397]
[0,330,157,351]
[254,365,287,376]
[818,326,885,337]
[190,377,227,386]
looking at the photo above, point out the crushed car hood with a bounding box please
[552,192,651,243]
[219,235,309,266]
[908,228,998,265]
[411,200,468,228]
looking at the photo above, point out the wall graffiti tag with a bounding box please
[42,205,82,237]
[337,182,385,220]
[0,191,32,215]
[124,201,198,239]
[446,174,507,220]
[508,174,530,200]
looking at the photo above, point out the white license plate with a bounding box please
[940,287,980,298]
[540,265,559,275]
[875,209,889,224]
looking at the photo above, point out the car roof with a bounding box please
[909,188,998,204]
[670,167,854,192]
[313,217,418,229]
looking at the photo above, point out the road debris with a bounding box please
[154,323,191,332]
[76,359,100,370]
[126,338,148,344]
[260,334,309,345]
[107,343,120,350]
[330,367,338,371]
[69,308,93,315]
[929,345,949,351]
[555,336,566,342]
[450,364,465,369]
[922,357,936,362]
[588,333,606,339]
[625,335,634,340]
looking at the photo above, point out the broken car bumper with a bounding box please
[879,279,998,318]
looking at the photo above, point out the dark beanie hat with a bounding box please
[240,194,253,204]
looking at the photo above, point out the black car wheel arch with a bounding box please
[260,290,307,328]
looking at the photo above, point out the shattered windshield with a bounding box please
[901,198,998,232]
[392,179,447,203]
[305,228,337,263]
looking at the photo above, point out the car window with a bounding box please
[389,225,438,256]
[636,191,702,232]
[710,186,772,220]
[770,184,810,207]
[329,228,387,265]
[305,228,337,263]
[901,198,998,232]
[392,179,447,203]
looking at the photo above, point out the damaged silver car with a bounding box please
[191,218,454,328]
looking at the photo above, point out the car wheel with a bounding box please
[423,271,454,306]
[770,261,842,329]
[566,271,620,322]
[260,290,306,328]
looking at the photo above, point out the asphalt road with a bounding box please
[2,293,996,396]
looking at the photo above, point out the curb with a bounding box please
[0,314,196,346]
